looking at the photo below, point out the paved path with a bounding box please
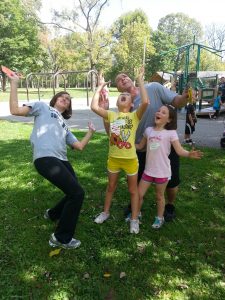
[0,98,224,149]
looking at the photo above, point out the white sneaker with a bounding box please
[130,219,139,234]
[94,212,110,224]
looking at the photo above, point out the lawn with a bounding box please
[0,120,224,300]
[0,87,119,102]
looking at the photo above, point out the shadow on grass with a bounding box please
[0,124,224,299]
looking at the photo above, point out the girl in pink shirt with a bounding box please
[136,104,203,229]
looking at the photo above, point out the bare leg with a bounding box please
[103,172,119,213]
[138,179,151,212]
[155,182,168,218]
[127,174,139,220]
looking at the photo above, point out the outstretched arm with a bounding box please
[8,73,31,116]
[136,66,149,119]
[171,88,189,109]
[72,122,96,151]
[98,84,110,135]
[91,82,110,119]
[172,140,203,159]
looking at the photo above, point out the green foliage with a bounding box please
[199,49,225,71]
[0,120,224,299]
[155,13,205,74]
[111,9,150,39]
[147,30,176,75]
[0,0,45,73]
[110,10,154,80]
[50,0,112,74]
[158,13,203,47]
[0,87,120,102]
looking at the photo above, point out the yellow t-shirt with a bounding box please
[106,110,140,159]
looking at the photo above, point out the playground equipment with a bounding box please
[161,38,223,88]
[160,38,225,116]
[25,69,99,106]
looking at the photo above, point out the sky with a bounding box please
[39,0,225,31]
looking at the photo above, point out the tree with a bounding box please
[158,13,203,47]
[205,23,225,53]
[155,13,208,76]
[199,49,225,71]
[147,30,176,76]
[111,8,149,39]
[0,0,46,91]
[42,0,112,73]
[110,9,154,80]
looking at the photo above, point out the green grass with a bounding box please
[0,88,119,102]
[0,120,224,300]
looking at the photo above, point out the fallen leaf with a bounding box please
[103,272,111,278]
[49,248,61,257]
[119,272,126,279]
[137,242,146,253]
[191,185,197,190]
[83,273,90,279]
[177,283,189,289]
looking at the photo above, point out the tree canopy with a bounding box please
[110,9,154,80]
[158,13,203,47]
[0,0,45,73]
[0,1,224,88]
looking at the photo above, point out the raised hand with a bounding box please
[98,94,109,110]
[1,66,21,82]
[88,121,96,132]
[135,66,145,82]
[137,66,145,80]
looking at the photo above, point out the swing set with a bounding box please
[1,66,99,106]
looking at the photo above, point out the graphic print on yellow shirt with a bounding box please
[107,110,139,159]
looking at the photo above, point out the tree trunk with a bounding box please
[2,74,7,92]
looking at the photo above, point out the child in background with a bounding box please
[184,89,197,144]
[91,67,149,234]
[211,90,222,119]
[136,104,203,229]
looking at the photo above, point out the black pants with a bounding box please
[34,157,84,243]
[213,109,220,118]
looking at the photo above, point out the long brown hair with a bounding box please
[49,91,72,119]
[164,104,177,130]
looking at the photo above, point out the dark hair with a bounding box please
[49,91,72,119]
[164,104,177,130]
